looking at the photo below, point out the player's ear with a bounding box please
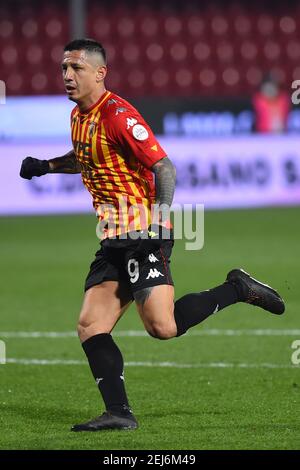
[96,65,107,82]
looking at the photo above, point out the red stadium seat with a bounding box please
[211,15,229,37]
[163,15,183,37]
[91,17,112,41]
[185,15,206,38]
[21,18,39,39]
[122,43,141,65]
[138,15,159,37]
[279,16,296,35]
[0,19,15,39]
[240,40,258,62]
[193,41,211,62]
[1,44,18,66]
[146,42,164,63]
[245,66,263,87]
[234,15,253,37]
[7,72,24,94]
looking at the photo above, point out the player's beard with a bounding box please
[66,87,80,102]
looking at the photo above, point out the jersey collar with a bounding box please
[79,90,111,115]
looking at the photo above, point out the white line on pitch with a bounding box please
[0,329,300,338]
[5,358,298,369]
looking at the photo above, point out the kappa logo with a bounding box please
[148,253,159,263]
[146,268,164,279]
[126,117,137,129]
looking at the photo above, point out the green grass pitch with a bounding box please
[0,207,299,450]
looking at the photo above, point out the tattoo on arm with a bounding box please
[134,287,154,306]
[152,157,176,208]
[48,150,81,174]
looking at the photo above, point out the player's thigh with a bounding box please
[134,284,176,339]
[125,239,176,339]
[78,281,132,341]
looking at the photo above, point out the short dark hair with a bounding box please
[64,38,106,64]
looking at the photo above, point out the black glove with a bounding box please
[137,223,173,257]
[20,157,49,180]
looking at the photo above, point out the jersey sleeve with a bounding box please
[105,107,167,169]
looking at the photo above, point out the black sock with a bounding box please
[82,333,131,415]
[174,283,238,337]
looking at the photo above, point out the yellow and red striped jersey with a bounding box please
[70,91,167,238]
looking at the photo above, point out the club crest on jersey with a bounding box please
[88,121,97,138]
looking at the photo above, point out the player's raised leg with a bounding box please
[135,270,285,340]
[72,281,138,431]
[134,281,239,339]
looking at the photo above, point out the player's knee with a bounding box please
[77,318,90,338]
[77,314,91,332]
[146,322,177,340]
[77,316,109,340]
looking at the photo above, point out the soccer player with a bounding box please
[20,39,285,432]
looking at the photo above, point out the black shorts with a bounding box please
[85,236,174,295]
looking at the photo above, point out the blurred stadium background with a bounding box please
[0,0,299,451]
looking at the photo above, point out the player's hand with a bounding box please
[137,222,173,257]
[20,157,49,180]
